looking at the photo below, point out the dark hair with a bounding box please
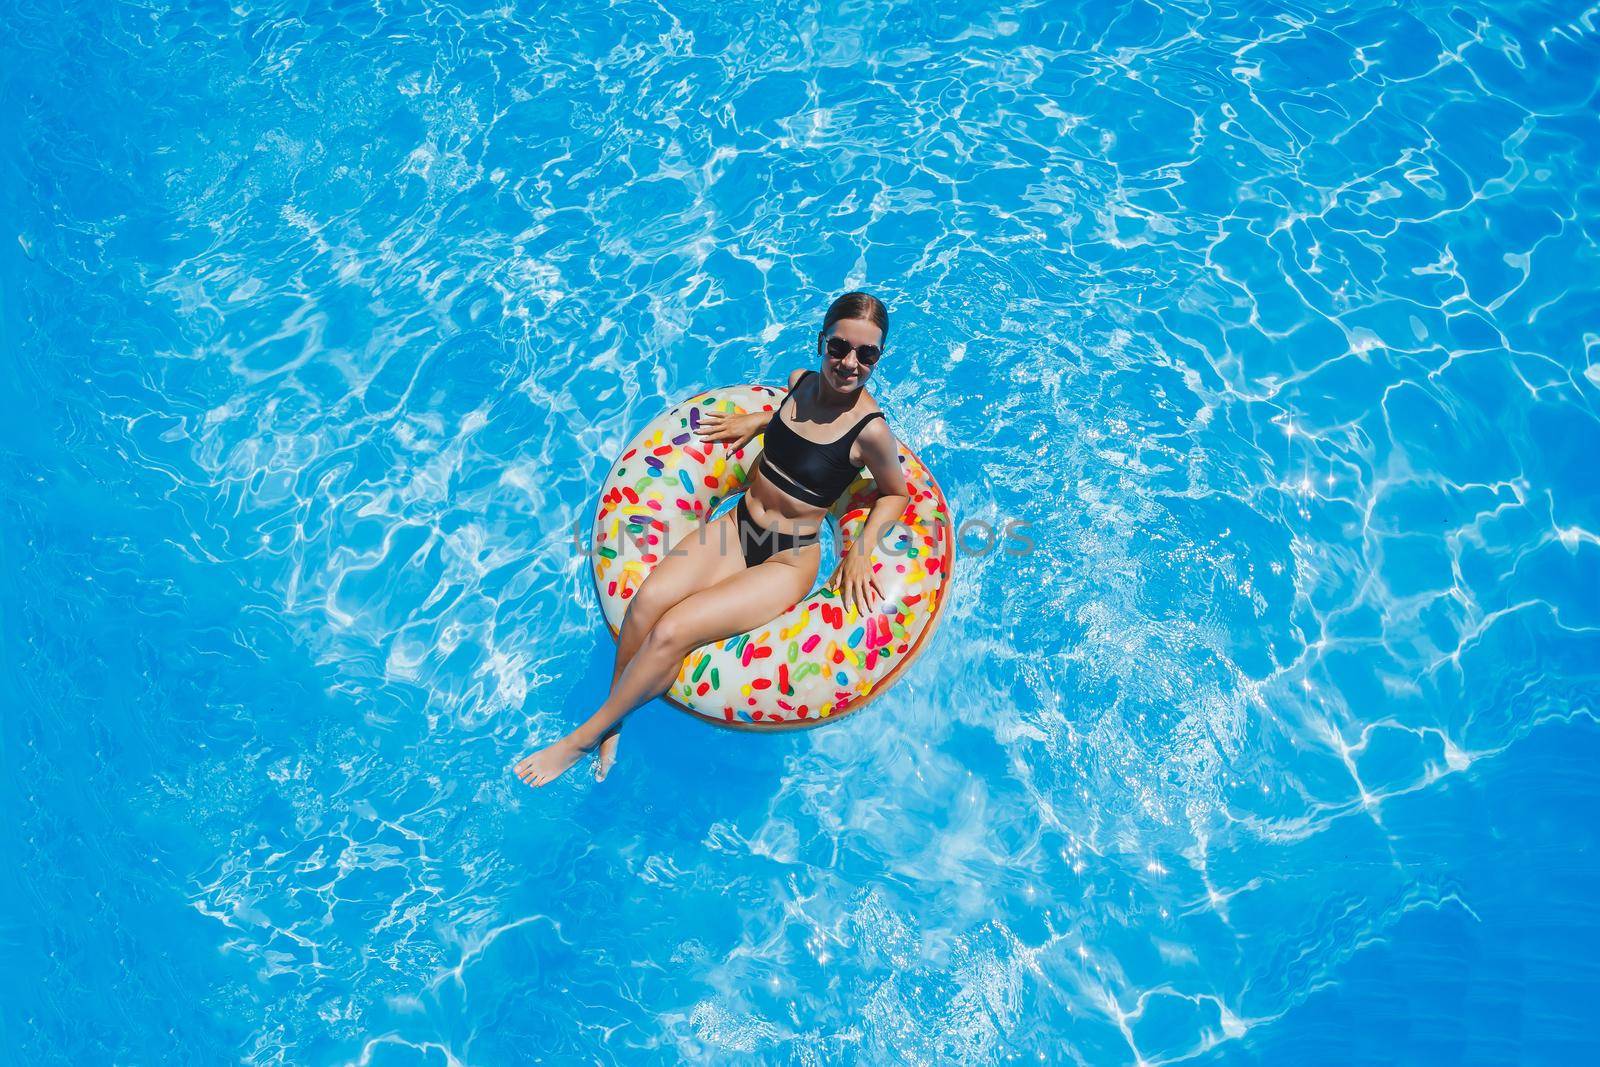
[819,291,890,347]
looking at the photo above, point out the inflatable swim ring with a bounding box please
[590,383,952,729]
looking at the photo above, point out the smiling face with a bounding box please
[818,318,885,394]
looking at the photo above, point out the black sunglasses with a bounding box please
[823,334,883,367]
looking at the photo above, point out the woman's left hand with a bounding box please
[831,550,883,617]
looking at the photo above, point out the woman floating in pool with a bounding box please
[515,291,912,787]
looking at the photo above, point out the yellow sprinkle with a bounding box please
[781,607,812,640]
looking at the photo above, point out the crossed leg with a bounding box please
[590,508,747,779]
[514,509,821,788]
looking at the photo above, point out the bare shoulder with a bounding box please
[785,368,808,391]
[856,402,895,451]
[851,404,905,487]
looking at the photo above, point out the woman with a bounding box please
[515,291,912,788]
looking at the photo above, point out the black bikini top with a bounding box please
[757,370,885,508]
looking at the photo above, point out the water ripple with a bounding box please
[4,0,1599,1062]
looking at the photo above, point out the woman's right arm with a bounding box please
[741,368,806,432]
[693,369,804,447]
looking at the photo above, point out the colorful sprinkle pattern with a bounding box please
[591,384,953,729]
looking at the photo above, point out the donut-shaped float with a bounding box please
[590,383,952,729]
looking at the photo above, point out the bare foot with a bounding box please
[595,727,621,782]
[514,736,589,788]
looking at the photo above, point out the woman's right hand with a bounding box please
[694,411,762,453]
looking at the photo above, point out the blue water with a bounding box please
[4,0,1599,1062]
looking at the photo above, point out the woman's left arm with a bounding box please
[831,419,912,618]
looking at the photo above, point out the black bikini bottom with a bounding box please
[735,496,820,568]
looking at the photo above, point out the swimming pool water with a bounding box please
[4,0,1599,1062]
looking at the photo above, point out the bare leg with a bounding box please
[515,507,744,783]
[515,543,820,788]
[595,508,748,780]
[594,596,656,780]
[593,592,659,780]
